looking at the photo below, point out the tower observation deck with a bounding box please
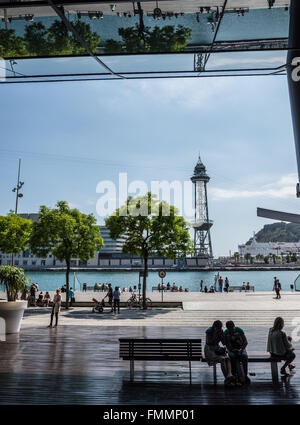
[191,156,213,258]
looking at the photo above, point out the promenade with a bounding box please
[1,291,300,405]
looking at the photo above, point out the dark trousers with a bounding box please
[275,289,281,299]
[228,350,248,377]
[50,306,58,326]
[114,299,120,313]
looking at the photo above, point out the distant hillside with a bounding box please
[246,222,300,244]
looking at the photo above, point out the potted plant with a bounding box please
[0,266,28,334]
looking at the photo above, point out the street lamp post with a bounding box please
[11,159,24,266]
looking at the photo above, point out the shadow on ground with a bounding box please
[64,308,175,321]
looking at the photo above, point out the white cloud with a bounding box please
[208,55,286,69]
[137,78,233,109]
[211,173,297,200]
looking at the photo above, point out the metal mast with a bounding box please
[191,155,213,258]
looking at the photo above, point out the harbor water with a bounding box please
[24,270,300,292]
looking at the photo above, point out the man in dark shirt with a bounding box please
[273,279,282,299]
[104,283,113,312]
[224,321,250,385]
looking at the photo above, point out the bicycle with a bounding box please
[126,292,152,309]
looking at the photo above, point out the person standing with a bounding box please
[48,288,62,328]
[113,286,121,314]
[104,283,113,312]
[214,273,219,290]
[273,279,282,299]
[200,280,203,292]
[218,276,223,292]
[68,287,75,307]
[83,282,87,292]
[224,278,229,293]
[29,284,37,306]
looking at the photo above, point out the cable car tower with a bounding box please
[191,156,213,258]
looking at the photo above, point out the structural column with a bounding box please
[287,0,300,197]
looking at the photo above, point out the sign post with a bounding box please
[158,270,167,303]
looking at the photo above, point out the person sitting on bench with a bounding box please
[224,321,251,385]
[44,291,51,307]
[204,320,235,386]
[267,317,296,376]
[36,292,44,307]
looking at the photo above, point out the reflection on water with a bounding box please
[0,5,289,58]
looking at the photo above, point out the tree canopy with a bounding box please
[105,193,193,308]
[0,213,32,256]
[1,20,100,58]
[104,24,192,54]
[30,201,103,308]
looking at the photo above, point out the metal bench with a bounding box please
[119,338,202,383]
[151,286,171,291]
[202,352,280,384]
[228,285,255,292]
[120,339,281,384]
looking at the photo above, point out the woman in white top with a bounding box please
[48,288,62,327]
[267,317,296,375]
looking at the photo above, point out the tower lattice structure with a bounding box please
[191,156,213,258]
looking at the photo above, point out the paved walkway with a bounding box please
[22,305,300,327]
[0,325,299,405]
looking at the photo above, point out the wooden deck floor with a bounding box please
[0,325,300,405]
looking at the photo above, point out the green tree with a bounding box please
[233,252,240,263]
[30,201,103,308]
[105,193,193,309]
[255,254,264,263]
[264,256,269,264]
[0,214,32,264]
[24,22,50,56]
[47,19,72,54]
[70,21,100,54]
[113,24,192,54]
[244,253,251,264]
[0,29,27,57]
[118,26,148,53]
[0,266,28,301]
[148,25,192,52]
[103,39,123,54]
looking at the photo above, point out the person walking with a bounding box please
[113,286,121,314]
[48,288,62,328]
[273,279,282,299]
[200,280,203,292]
[267,317,296,376]
[104,283,113,312]
[82,282,87,292]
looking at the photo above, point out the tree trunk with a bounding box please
[65,259,70,309]
[142,254,148,310]
[137,2,146,45]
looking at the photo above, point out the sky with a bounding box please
[0,71,299,257]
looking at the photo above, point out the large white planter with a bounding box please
[0,300,27,334]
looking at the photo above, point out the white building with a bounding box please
[239,234,300,257]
